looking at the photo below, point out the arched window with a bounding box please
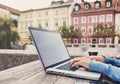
[84,2,91,11]
[74,3,81,12]
[94,1,101,9]
[105,0,112,8]
[51,1,57,6]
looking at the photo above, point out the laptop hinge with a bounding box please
[45,58,71,70]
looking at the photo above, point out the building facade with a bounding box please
[71,0,119,44]
[115,0,120,43]
[18,1,72,44]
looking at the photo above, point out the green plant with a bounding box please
[0,16,11,49]
[58,25,82,43]
[92,24,116,38]
[0,16,20,49]
[69,26,82,38]
[11,31,20,45]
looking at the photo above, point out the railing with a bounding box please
[66,43,120,58]
[66,43,118,48]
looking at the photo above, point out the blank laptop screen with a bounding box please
[30,28,70,68]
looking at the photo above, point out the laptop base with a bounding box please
[46,68,101,80]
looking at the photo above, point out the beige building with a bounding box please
[18,1,72,44]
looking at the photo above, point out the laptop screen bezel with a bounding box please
[29,27,71,70]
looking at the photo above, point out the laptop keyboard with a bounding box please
[56,62,79,71]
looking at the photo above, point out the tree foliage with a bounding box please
[0,16,20,49]
[58,26,71,38]
[92,24,116,38]
[0,17,11,49]
[11,31,20,45]
[58,25,82,38]
[69,26,82,38]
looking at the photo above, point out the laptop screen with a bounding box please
[29,28,70,68]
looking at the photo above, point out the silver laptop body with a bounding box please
[29,27,101,80]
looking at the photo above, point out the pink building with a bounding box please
[71,0,117,44]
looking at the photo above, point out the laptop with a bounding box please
[29,27,101,80]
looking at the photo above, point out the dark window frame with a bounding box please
[105,0,112,8]
[94,1,101,10]
[74,4,81,12]
[84,3,91,11]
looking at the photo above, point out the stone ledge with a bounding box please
[0,53,39,71]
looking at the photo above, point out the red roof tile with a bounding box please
[72,0,118,15]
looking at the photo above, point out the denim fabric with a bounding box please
[89,57,120,83]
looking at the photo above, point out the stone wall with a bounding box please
[0,53,39,71]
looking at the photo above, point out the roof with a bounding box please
[66,0,74,2]
[21,2,72,13]
[0,4,20,16]
[72,0,118,15]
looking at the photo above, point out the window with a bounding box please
[55,20,58,27]
[81,38,86,43]
[18,23,21,29]
[89,28,92,34]
[99,38,104,44]
[75,5,79,11]
[95,3,100,9]
[55,10,58,15]
[92,38,97,44]
[63,19,67,26]
[45,21,48,27]
[82,28,86,33]
[94,1,101,9]
[106,38,111,44]
[20,32,28,39]
[88,26,93,34]
[27,22,31,27]
[106,0,112,8]
[23,23,25,28]
[81,27,86,35]
[38,22,41,28]
[99,15,105,22]
[84,3,91,10]
[73,17,78,24]
[81,17,86,23]
[29,13,32,18]
[106,14,112,22]
[21,23,23,29]
[19,23,23,29]
[74,4,80,11]
[51,1,57,6]
[106,2,111,7]
[25,22,27,28]
[73,38,78,44]
[63,9,67,14]
[92,16,97,23]
[88,16,92,23]
[46,11,48,16]
[30,22,32,27]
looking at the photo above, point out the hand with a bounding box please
[70,57,91,69]
[87,56,105,63]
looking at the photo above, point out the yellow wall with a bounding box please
[18,5,71,44]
